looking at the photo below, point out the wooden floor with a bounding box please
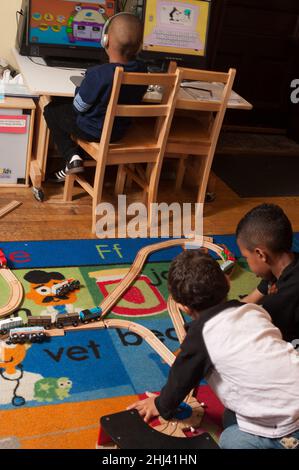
[1,172,299,241]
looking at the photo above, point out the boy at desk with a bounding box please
[44,13,146,182]
[128,250,299,449]
[236,203,299,343]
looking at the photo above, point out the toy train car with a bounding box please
[0,316,23,335]
[53,278,81,296]
[79,307,102,323]
[7,326,48,344]
[0,307,103,342]
[27,315,52,329]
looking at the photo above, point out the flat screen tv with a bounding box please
[17,0,117,66]
[140,0,212,69]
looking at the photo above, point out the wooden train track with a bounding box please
[99,236,224,320]
[167,296,186,344]
[63,236,226,365]
[65,318,176,367]
[0,268,24,318]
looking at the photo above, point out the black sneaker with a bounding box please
[48,168,67,183]
[65,158,84,174]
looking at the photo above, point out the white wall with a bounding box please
[0,1,22,69]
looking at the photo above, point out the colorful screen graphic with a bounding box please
[143,0,210,56]
[29,0,116,49]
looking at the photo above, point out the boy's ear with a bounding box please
[255,247,268,262]
[177,303,192,316]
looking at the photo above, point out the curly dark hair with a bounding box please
[236,203,293,253]
[168,250,229,313]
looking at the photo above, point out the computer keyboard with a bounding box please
[45,57,101,69]
[152,30,200,48]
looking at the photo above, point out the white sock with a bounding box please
[69,155,82,164]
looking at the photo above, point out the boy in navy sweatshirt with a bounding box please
[128,250,299,449]
[44,13,146,182]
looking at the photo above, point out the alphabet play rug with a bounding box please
[0,235,290,449]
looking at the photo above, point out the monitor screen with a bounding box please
[141,0,211,68]
[28,0,116,52]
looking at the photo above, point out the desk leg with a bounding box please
[31,95,51,201]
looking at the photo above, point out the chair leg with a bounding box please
[125,164,135,190]
[147,162,161,228]
[115,164,126,195]
[196,155,214,204]
[91,160,106,235]
[63,174,75,202]
[175,157,187,191]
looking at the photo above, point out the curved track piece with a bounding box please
[0,268,24,318]
[99,237,224,319]
[167,296,187,344]
[65,318,176,366]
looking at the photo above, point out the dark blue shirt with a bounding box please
[73,60,147,140]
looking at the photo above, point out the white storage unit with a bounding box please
[0,97,35,186]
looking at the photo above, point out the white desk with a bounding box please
[12,48,81,97]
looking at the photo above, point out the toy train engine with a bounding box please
[55,313,80,328]
[54,278,81,296]
[7,326,48,344]
[27,315,52,329]
[0,316,23,335]
[79,307,102,323]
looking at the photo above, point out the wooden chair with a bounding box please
[165,67,236,203]
[63,67,182,233]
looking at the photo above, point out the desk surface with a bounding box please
[13,48,81,97]
[13,48,252,110]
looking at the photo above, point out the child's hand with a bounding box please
[127,396,159,423]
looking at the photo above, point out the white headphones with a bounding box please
[101,12,136,49]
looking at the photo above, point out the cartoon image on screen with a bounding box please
[67,5,105,43]
[29,1,115,48]
[160,4,196,26]
[144,1,203,51]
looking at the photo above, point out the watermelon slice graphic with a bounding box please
[97,275,167,317]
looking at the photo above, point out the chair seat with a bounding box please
[75,121,158,160]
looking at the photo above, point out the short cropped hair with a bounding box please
[109,14,143,61]
[236,203,293,253]
[168,250,229,312]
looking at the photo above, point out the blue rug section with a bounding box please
[1,317,179,410]
[3,234,299,269]
[1,238,184,269]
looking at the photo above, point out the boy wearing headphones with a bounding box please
[44,13,146,182]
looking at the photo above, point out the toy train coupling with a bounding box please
[32,186,45,202]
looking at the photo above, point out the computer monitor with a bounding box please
[17,0,117,66]
[140,0,212,69]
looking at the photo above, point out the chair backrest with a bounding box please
[97,67,182,164]
[178,67,236,136]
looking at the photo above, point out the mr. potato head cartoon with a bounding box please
[24,270,81,322]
